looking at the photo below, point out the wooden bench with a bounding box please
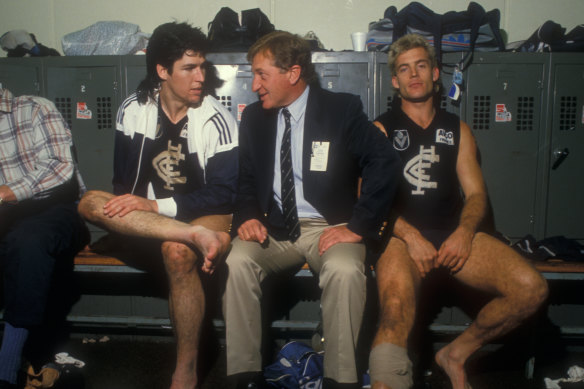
[73,246,315,276]
[74,247,584,278]
[72,248,584,375]
[74,247,142,273]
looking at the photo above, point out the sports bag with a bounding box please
[207,7,274,52]
[264,341,324,389]
[366,2,505,59]
[515,21,584,52]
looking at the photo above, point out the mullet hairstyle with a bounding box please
[136,22,222,103]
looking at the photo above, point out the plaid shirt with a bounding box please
[0,88,84,201]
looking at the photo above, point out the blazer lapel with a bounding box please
[259,108,278,193]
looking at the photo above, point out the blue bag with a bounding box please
[366,2,505,60]
[264,341,324,389]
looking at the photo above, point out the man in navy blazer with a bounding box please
[223,31,401,389]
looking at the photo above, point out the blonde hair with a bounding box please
[387,34,438,76]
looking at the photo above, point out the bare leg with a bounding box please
[434,233,548,389]
[79,190,232,388]
[371,237,421,389]
[163,240,203,389]
[163,215,231,389]
[78,190,230,260]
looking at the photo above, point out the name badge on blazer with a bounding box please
[310,141,329,172]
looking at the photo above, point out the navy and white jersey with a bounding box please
[376,104,463,231]
[114,92,238,222]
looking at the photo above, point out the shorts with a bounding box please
[420,229,455,250]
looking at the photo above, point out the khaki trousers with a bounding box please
[223,218,366,383]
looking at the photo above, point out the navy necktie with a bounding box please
[280,108,300,241]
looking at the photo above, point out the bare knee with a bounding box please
[77,190,108,222]
[521,270,549,311]
[162,241,198,277]
[511,269,549,314]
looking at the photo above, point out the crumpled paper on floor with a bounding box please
[55,352,86,368]
[545,365,584,388]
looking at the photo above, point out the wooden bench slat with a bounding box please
[534,260,584,273]
[74,248,125,266]
[74,247,584,275]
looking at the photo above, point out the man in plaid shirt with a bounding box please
[0,87,89,388]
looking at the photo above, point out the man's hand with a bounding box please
[237,219,268,243]
[0,185,17,204]
[318,225,362,255]
[403,233,438,278]
[103,194,158,217]
[436,227,474,273]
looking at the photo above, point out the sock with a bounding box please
[0,322,29,384]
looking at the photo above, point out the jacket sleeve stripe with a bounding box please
[210,113,232,146]
[116,94,138,128]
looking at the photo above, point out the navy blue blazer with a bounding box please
[234,86,401,241]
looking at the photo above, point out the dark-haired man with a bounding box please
[78,22,237,389]
[223,31,401,389]
[369,34,548,389]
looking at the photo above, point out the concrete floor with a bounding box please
[20,330,584,389]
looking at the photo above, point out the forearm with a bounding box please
[458,192,487,235]
[392,216,424,245]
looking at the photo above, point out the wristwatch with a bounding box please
[0,196,3,205]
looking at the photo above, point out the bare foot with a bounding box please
[435,345,472,389]
[189,226,230,274]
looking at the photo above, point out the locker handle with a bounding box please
[552,148,569,170]
[321,68,340,77]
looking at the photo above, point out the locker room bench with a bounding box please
[73,246,315,276]
[72,247,584,378]
[71,246,318,331]
[74,246,584,279]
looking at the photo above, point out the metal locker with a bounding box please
[207,52,258,123]
[122,55,147,99]
[43,56,122,240]
[462,53,549,239]
[210,51,374,120]
[44,56,121,193]
[374,51,461,120]
[312,51,372,119]
[544,53,584,240]
[0,57,44,96]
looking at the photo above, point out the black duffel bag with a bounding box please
[208,7,274,52]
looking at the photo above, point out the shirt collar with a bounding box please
[281,85,310,122]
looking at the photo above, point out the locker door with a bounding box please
[45,62,119,193]
[465,57,546,238]
[207,53,258,123]
[313,52,371,118]
[0,58,43,96]
[45,58,120,241]
[545,59,584,239]
[123,55,147,99]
